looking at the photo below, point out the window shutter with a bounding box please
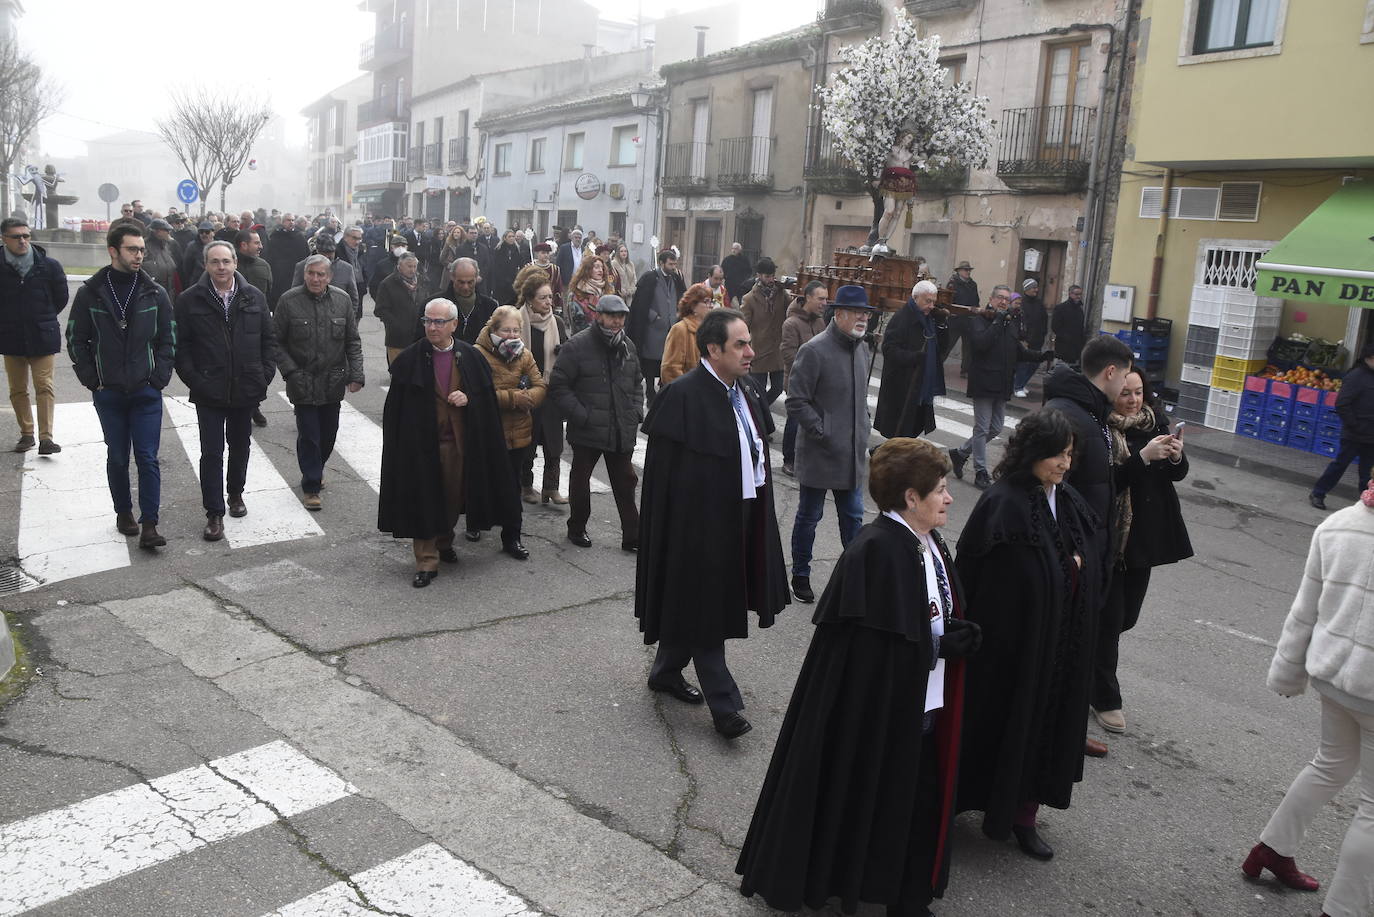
[1175,187,1221,220]
[1140,187,1164,218]
[1219,181,1262,221]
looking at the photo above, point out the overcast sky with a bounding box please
[22,0,815,158]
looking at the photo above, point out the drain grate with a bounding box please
[0,563,38,596]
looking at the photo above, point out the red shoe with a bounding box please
[1241,842,1319,891]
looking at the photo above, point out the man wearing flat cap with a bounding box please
[547,293,645,551]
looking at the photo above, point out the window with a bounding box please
[557,209,579,232]
[610,125,637,167]
[1197,242,1275,290]
[665,216,687,255]
[1139,183,1261,221]
[692,219,722,283]
[1038,40,1093,159]
[1193,0,1280,53]
[529,137,546,172]
[609,211,626,241]
[736,211,764,269]
[493,142,512,176]
[564,132,585,171]
[940,56,966,86]
[507,210,534,231]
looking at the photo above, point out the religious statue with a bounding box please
[864,130,918,256]
[14,164,70,231]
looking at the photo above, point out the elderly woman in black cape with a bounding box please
[954,409,1105,861]
[737,437,982,917]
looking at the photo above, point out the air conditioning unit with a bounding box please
[609,183,625,200]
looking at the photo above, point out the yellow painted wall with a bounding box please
[1134,0,1374,166]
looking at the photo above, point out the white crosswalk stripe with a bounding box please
[261,844,538,917]
[166,396,324,547]
[0,741,355,916]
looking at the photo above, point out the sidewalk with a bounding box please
[935,356,1358,501]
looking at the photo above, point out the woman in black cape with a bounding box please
[738,438,982,916]
[954,409,1106,861]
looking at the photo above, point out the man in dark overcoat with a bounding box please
[874,279,953,441]
[635,308,790,739]
[377,297,520,588]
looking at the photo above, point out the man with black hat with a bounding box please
[180,221,217,288]
[547,293,644,551]
[143,219,182,294]
[948,259,980,378]
[267,214,310,310]
[169,213,195,250]
[785,284,876,603]
[292,231,359,319]
[1013,277,1048,397]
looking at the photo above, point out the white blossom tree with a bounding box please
[816,10,994,246]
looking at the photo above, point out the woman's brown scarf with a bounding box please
[1107,405,1157,564]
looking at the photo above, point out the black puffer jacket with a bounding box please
[1335,361,1374,443]
[966,308,1044,401]
[173,271,277,408]
[0,242,68,356]
[547,326,644,453]
[1116,407,1193,570]
[67,268,175,393]
[1043,366,1115,530]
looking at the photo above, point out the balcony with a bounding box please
[662,142,709,192]
[818,0,882,33]
[359,22,410,71]
[803,125,867,195]
[357,96,410,129]
[354,159,407,187]
[406,147,424,180]
[997,105,1096,193]
[904,0,979,16]
[716,136,774,190]
[447,137,469,172]
[424,141,443,173]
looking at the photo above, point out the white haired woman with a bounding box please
[874,279,954,440]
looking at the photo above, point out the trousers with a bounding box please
[1312,438,1374,498]
[1260,693,1374,917]
[5,353,55,439]
[568,444,639,539]
[293,402,341,495]
[1091,566,1153,712]
[195,404,253,517]
[790,485,864,578]
[519,405,564,492]
[650,641,742,716]
[956,396,1005,475]
[92,384,163,523]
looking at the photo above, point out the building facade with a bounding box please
[657,26,820,282]
[304,76,372,219]
[1104,0,1374,429]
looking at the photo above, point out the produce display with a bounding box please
[1260,365,1342,390]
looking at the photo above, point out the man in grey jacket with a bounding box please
[292,232,360,320]
[784,284,876,603]
[275,255,365,510]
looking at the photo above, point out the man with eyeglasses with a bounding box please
[180,220,217,289]
[130,201,151,225]
[119,204,135,220]
[274,254,364,511]
[378,298,521,588]
[1,217,69,454]
[67,223,176,549]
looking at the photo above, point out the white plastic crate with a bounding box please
[1222,299,1284,325]
[1188,285,1224,328]
[1216,319,1280,359]
[1205,387,1241,432]
[1180,362,1213,385]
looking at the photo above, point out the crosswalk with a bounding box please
[0,741,538,916]
[7,380,1007,592]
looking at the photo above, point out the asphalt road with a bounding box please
[0,282,1355,916]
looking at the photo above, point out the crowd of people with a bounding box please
[2,201,1372,916]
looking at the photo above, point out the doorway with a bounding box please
[1017,239,1067,307]
[693,218,722,283]
[823,224,871,258]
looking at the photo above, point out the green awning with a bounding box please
[1256,181,1374,307]
[350,189,386,205]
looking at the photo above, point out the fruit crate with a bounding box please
[1268,336,1311,368]
[1210,356,1268,392]
[1180,362,1212,386]
[1237,419,1260,438]
[1312,436,1339,458]
[1175,380,1210,423]
[1290,416,1316,438]
[1289,431,1315,452]
[1131,316,1173,339]
[1260,426,1288,445]
[1205,388,1241,431]
[1266,381,1296,415]
[1317,416,1343,440]
[1183,324,1220,366]
[1262,408,1289,430]
[1220,295,1283,325]
[1217,319,1280,360]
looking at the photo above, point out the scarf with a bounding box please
[399,272,417,294]
[4,245,35,276]
[598,324,625,350]
[520,304,560,374]
[494,335,525,361]
[455,292,477,318]
[1107,405,1157,564]
[576,277,607,300]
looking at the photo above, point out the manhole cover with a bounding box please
[0,564,39,596]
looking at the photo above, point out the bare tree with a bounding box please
[0,39,62,221]
[156,89,272,216]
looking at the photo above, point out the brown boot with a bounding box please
[115,511,139,536]
[203,516,224,542]
[521,486,540,504]
[139,522,167,549]
[542,489,568,505]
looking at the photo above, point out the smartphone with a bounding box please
[1173,421,1186,438]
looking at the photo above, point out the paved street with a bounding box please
[0,284,1357,916]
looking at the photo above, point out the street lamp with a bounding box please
[629,84,656,113]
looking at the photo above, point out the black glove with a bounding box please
[1039,350,1055,364]
[938,619,983,659]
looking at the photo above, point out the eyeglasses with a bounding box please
[4,233,31,240]
[420,317,455,327]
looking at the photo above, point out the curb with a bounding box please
[1,611,14,683]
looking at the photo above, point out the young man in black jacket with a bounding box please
[173,241,278,541]
[67,223,176,549]
[1310,342,1374,509]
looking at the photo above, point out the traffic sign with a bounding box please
[176,179,200,205]
[96,183,119,203]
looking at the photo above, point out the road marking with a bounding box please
[16,402,131,590]
[335,401,385,492]
[0,741,354,917]
[262,844,539,917]
[1195,619,1276,648]
[164,396,324,547]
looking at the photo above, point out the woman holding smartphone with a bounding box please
[1090,365,1193,735]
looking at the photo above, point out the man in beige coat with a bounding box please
[740,256,788,408]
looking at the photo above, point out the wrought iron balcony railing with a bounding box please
[716,136,775,189]
[663,142,709,191]
[996,105,1096,193]
[803,125,867,195]
[447,137,469,172]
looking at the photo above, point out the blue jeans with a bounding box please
[1312,438,1374,498]
[791,485,864,578]
[92,385,163,523]
[1013,361,1039,392]
[197,404,253,517]
[781,414,798,464]
[956,396,1005,476]
[294,402,341,495]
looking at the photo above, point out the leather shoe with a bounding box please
[37,439,60,455]
[621,539,639,553]
[139,522,166,549]
[948,447,967,480]
[1092,706,1126,733]
[227,494,247,518]
[412,570,438,588]
[1084,737,1109,758]
[115,511,140,536]
[568,530,592,548]
[252,408,268,427]
[791,575,815,603]
[1012,824,1054,860]
[203,516,224,542]
[648,677,704,705]
[438,547,459,564]
[1309,492,1327,510]
[465,530,482,542]
[503,540,530,560]
[713,712,752,739]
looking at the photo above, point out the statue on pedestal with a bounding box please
[865,131,918,256]
[16,164,75,231]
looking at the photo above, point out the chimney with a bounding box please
[695,25,709,59]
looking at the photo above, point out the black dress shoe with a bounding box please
[621,540,639,553]
[203,516,224,542]
[1012,824,1054,860]
[713,712,753,739]
[252,408,268,428]
[1309,492,1327,510]
[438,547,459,564]
[948,447,967,480]
[648,677,704,704]
[465,530,482,542]
[227,494,247,518]
[567,530,592,548]
[791,575,815,603]
[503,540,529,560]
[412,570,438,588]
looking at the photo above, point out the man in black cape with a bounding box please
[874,280,954,440]
[634,308,790,739]
[377,297,520,587]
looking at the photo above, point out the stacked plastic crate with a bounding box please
[1236,376,1343,455]
[1184,284,1283,431]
